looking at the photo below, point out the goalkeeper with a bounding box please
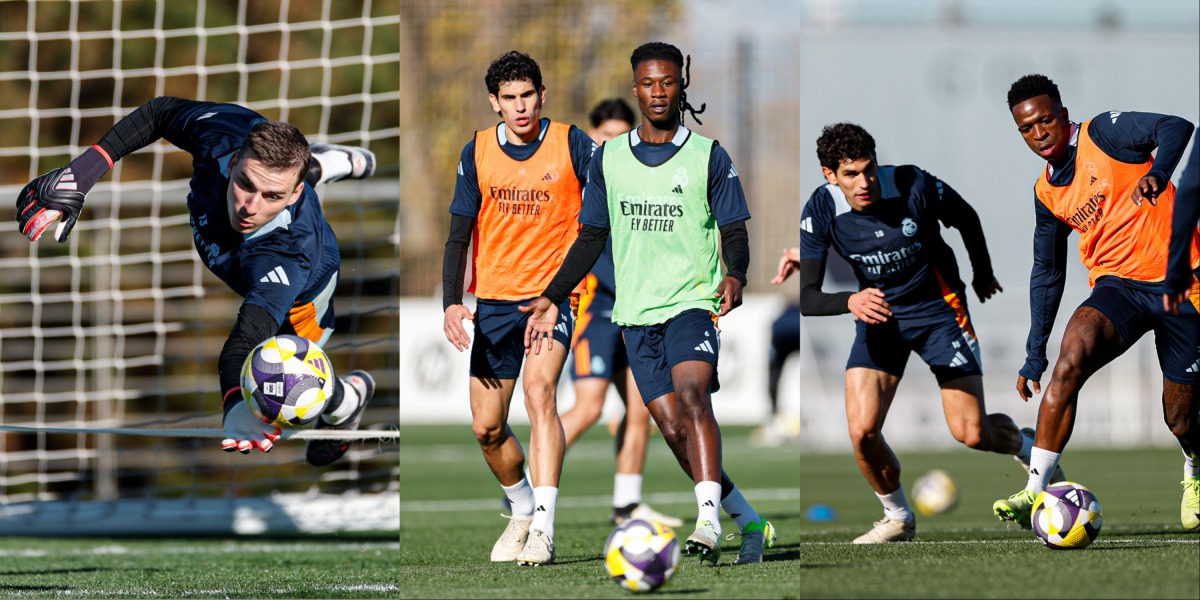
[15,96,377,466]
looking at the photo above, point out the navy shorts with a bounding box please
[622,308,720,403]
[1082,276,1200,384]
[846,295,983,385]
[570,309,628,381]
[470,298,575,379]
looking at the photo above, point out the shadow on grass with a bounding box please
[0,567,108,576]
[0,586,73,592]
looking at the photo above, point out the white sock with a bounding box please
[720,485,762,532]
[877,486,914,525]
[313,148,353,184]
[613,473,642,508]
[530,486,558,539]
[1026,447,1061,492]
[1184,449,1199,479]
[1015,430,1034,464]
[501,478,535,520]
[322,379,362,425]
[695,481,722,535]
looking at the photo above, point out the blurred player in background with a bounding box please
[441,50,596,565]
[993,74,1199,531]
[15,96,378,466]
[523,42,776,565]
[559,97,682,528]
[799,122,1040,543]
[756,247,801,447]
[1165,130,1200,315]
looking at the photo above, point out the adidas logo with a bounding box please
[1109,111,1121,124]
[730,513,742,519]
[536,505,546,512]
[543,172,553,181]
[727,164,737,179]
[949,351,967,368]
[672,184,684,194]
[702,500,715,508]
[196,111,218,121]
[1187,357,1199,373]
[555,322,568,336]
[800,216,812,234]
[1031,468,1040,475]
[259,265,290,286]
[55,168,77,191]
[694,340,715,354]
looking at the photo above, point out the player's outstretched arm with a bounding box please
[797,259,854,317]
[16,97,193,243]
[218,303,283,453]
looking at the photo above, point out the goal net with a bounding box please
[0,0,399,535]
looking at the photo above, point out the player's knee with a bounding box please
[1164,412,1194,439]
[675,385,710,417]
[658,418,687,448]
[847,425,881,451]
[1050,351,1087,390]
[472,421,507,448]
[954,427,985,450]
[522,383,557,415]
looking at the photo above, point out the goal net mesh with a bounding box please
[0,0,399,535]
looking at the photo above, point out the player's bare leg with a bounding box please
[470,377,535,561]
[515,340,568,565]
[469,377,523,485]
[1035,307,1128,454]
[615,370,650,479]
[1162,378,1200,530]
[995,306,1126,527]
[845,367,902,494]
[845,367,914,543]
[562,377,607,447]
[610,370,679,526]
[939,375,1021,455]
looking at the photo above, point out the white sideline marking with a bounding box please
[800,538,1199,546]
[0,424,398,440]
[400,487,800,513]
[0,542,398,557]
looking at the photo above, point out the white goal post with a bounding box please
[0,0,399,535]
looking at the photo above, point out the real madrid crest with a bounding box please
[901,217,917,237]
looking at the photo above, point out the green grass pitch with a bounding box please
[800,446,1199,598]
[0,533,399,598]
[399,424,803,599]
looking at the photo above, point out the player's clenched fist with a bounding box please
[16,167,88,243]
[220,393,281,453]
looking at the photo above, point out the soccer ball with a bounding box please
[1032,481,1103,549]
[241,335,335,428]
[604,518,681,593]
[912,469,959,516]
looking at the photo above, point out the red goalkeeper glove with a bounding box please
[220,388,281,454]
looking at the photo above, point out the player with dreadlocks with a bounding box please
[521,41,776,565]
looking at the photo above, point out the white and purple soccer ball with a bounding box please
[241,334,334,428]
[1032,481,1103,549]
[604,518,681,593]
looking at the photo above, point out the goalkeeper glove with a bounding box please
[220,388,281,454]
[16,146,112,242]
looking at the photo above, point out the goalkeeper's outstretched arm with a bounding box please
[15,96,191,242]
